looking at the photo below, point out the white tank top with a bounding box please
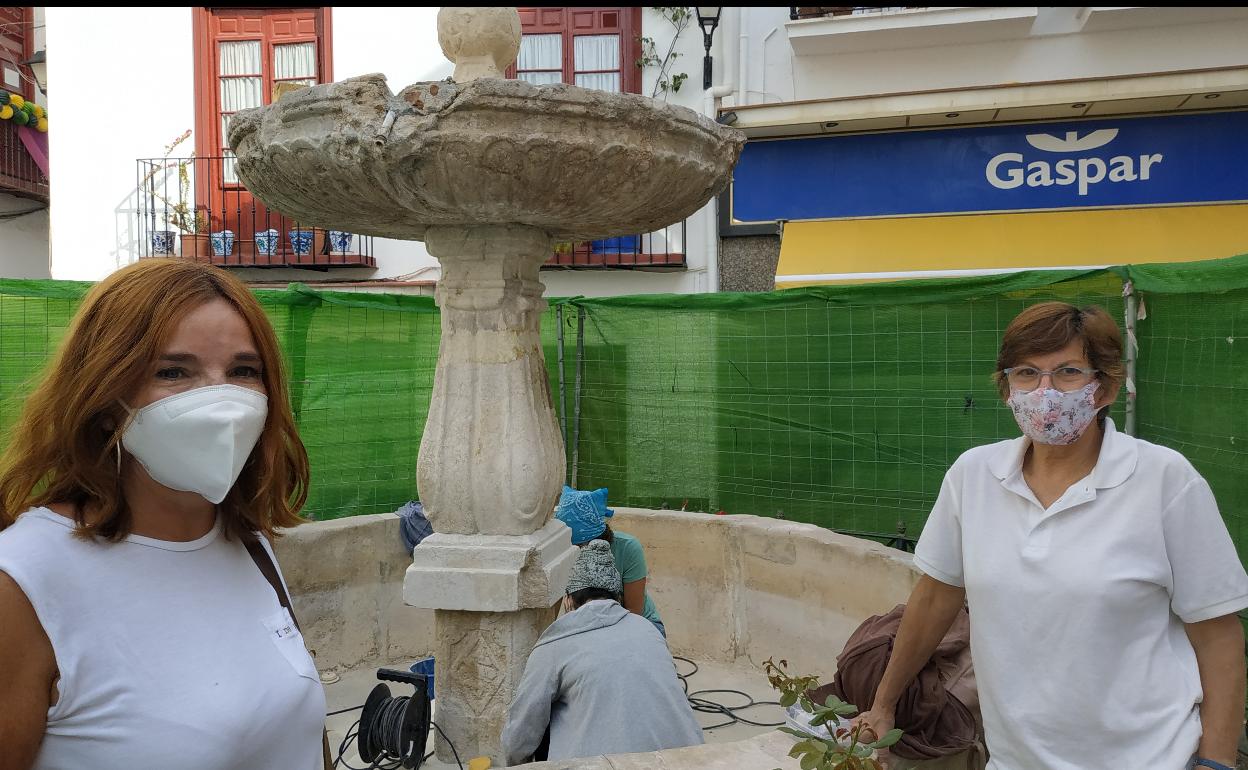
[0,508,326,770]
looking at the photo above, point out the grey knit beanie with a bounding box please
[565,539,623,597]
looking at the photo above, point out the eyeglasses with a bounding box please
[1002,366,1098,392]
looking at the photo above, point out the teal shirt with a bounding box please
[610,532,662,626]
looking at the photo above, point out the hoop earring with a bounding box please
[115,441,122,475]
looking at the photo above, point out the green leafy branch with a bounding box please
[764,657,903,770]
[636,6,692,99]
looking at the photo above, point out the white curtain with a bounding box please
[274,42,317,84]
[519,71,562,86]
[574,34,620,93]
[518,33,561,85]
[575,72,620,92]
[218,41,262,183]
[219,40,261,76]
[218,42,262,113]
[219,77,262,113]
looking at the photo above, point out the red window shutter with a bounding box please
[194,7,331,165]
[188,7,341,267]
[0,6,34,101]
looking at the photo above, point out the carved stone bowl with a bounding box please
[227,73,744,242]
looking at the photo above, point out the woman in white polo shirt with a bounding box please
[855,302,1248,770]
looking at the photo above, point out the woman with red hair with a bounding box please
[0,260,324,769]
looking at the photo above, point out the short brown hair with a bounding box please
[0,259,310,541]
[994,302,1125,403]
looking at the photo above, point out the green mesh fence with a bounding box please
[561,270,1131,548]
[2,256,1247,567]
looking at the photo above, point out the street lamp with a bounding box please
[23,50,46,96]
[695,7,722,91]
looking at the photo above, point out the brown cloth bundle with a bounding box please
[808,603,981,761]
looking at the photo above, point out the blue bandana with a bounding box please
[555,486,614,545]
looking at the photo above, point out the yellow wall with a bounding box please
[775,203,1248,287]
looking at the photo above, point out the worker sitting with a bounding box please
[500,540,703,765]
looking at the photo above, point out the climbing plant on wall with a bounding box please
[637,6,692,100]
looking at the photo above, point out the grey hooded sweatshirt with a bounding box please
[500,600,703,766]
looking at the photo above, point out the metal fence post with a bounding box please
[555,303,568,480]
[1123,280,1139,437]
[571,305,586,488]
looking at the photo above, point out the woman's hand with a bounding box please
[851,705,897,768]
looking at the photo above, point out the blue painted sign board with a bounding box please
[730,110,1248,222]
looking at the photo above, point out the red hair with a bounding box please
[0,259,309,540]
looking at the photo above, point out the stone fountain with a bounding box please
[229,7,742,763]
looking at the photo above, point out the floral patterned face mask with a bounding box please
[1007,381,1101,445]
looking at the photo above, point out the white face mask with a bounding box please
[122,384,268,504]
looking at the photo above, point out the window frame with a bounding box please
[0,6,35,102]
[192,7,333,173]
[509,7,643,95]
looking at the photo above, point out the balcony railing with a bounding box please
[790,6,925,20]
[544,222,687,270]
[1,121,49,203]
[135,155,376,269]
[135,155,685,271]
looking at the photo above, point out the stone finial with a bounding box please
[437,7,521,83]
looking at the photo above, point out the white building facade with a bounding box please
[38,6,717,296]
[714,7,1248,289]
[18,7,1248,292]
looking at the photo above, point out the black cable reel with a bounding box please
[358,668,432,769]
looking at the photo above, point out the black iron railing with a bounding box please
[790,6,925,20]
[136,155,685,271]
[544,222,688,270]
[135,155,375,269]
[1,121,49,203]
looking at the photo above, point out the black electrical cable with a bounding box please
[672,655,786,732]
[329,703,366,717]
[432,722,464,770]
[361,696,414,765]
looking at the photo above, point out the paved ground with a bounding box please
[324,656,787,769]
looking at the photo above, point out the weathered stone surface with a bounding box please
[403,519,578,612]
[508,730,802,769]
[509,729,977,769]
[273,513,435,674]
[229,9,744,767]
[436,605,559,763]
[282,509,973,768]
[437,6,520,83]
[416,225,565,537]
[608,508,921,677]
[227,75,743,242]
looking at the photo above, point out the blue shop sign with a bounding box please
[730,110,1248,223]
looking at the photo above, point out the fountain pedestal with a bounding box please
[228,6,742,763]
[404,224,576,761]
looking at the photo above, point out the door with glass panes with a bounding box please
[197,8,327,261]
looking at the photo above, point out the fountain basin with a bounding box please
[227,74,744,242]
[277,510,987,769]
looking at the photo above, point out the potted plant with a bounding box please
[176,208,211,261]
[141,130,198,256]
[764,657,903,770]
